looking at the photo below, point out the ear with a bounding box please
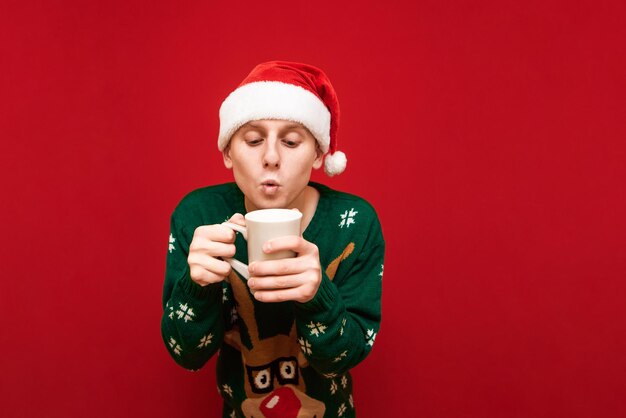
[222,145,233,169]
[312,146,324,170]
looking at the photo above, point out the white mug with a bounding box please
[222,209,302,280]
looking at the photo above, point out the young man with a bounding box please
[162,61,385,418]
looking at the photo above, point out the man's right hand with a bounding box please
[187,213,245,286]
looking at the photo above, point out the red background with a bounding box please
[2,1,625,417]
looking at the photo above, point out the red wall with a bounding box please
[2,1,625,417]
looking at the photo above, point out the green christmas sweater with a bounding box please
[161,182,385,418]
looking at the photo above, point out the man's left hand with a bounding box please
[247,236,322,303]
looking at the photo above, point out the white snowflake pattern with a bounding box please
[330,380,338,395]
[167,302,175,320]
[349,394,354,408]
[339,208,358,228]
[169,233,176,253]
[366,329,377,347]
[175,303,195,322]
[222,384,233,397]
[338,403,347,416]
[230,307,238,324]
[229,411,236,418]
[197,334,213,348]
[323,372,338,379]
[341,375,348,389]
[168,337,182,356]
[222,288,229,302]
[307,321,327,337]
[298,337,312,355]
[333,350,348,363]
[339,318,347,336]
[379,264,384,280]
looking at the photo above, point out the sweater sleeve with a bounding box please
[293,211,385,375]
[160,210,225,371]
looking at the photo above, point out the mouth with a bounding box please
[260,180,280,194]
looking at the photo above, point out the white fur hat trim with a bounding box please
[218,81,331,152]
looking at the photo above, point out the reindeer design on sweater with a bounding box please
[224,243,355,418]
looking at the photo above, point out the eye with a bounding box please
[279,360,296,379]
[245,138,263,146]
[282,139,299,148]
[253,368,272,391]
[276,358,298,385]
[281,132,304,147]
[246,365,274,394]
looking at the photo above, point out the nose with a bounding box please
[259,387,301,418]
[262,138,280,169]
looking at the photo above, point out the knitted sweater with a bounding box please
[161,182,385,418]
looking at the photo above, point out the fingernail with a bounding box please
[248,279,255,287]
[263,242,271,252]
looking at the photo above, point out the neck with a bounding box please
[298,186,320,233]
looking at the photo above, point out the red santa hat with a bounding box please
[218,61,346,176]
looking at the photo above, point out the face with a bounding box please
[223,119,324,212]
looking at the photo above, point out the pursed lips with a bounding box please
[260,180,280,194]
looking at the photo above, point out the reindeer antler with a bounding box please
[228,271,261,346]
[325,242,355,281]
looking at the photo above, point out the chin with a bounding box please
[248,195,288,211]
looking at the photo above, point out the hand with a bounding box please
[247,236,322,303]
[187,213,245,286]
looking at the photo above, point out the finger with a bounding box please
[194,224,237,243]
[188,255,232,277]
[190,268,225,285]
[253,286,315,303]
[263,236,315,255]
[247,273,302,291]
[189,262,231,285]
[248,257,303,277]
[228,213,246,227]
[190,239,236,258]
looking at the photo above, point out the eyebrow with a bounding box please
[244,121,306,131]
[240,121,308,132]
[282,123,305,130]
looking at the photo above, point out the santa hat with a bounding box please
[218,61,346,176]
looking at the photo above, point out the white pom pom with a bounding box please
[324,151,347,176]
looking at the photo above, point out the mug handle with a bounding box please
[221,222,249,280]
